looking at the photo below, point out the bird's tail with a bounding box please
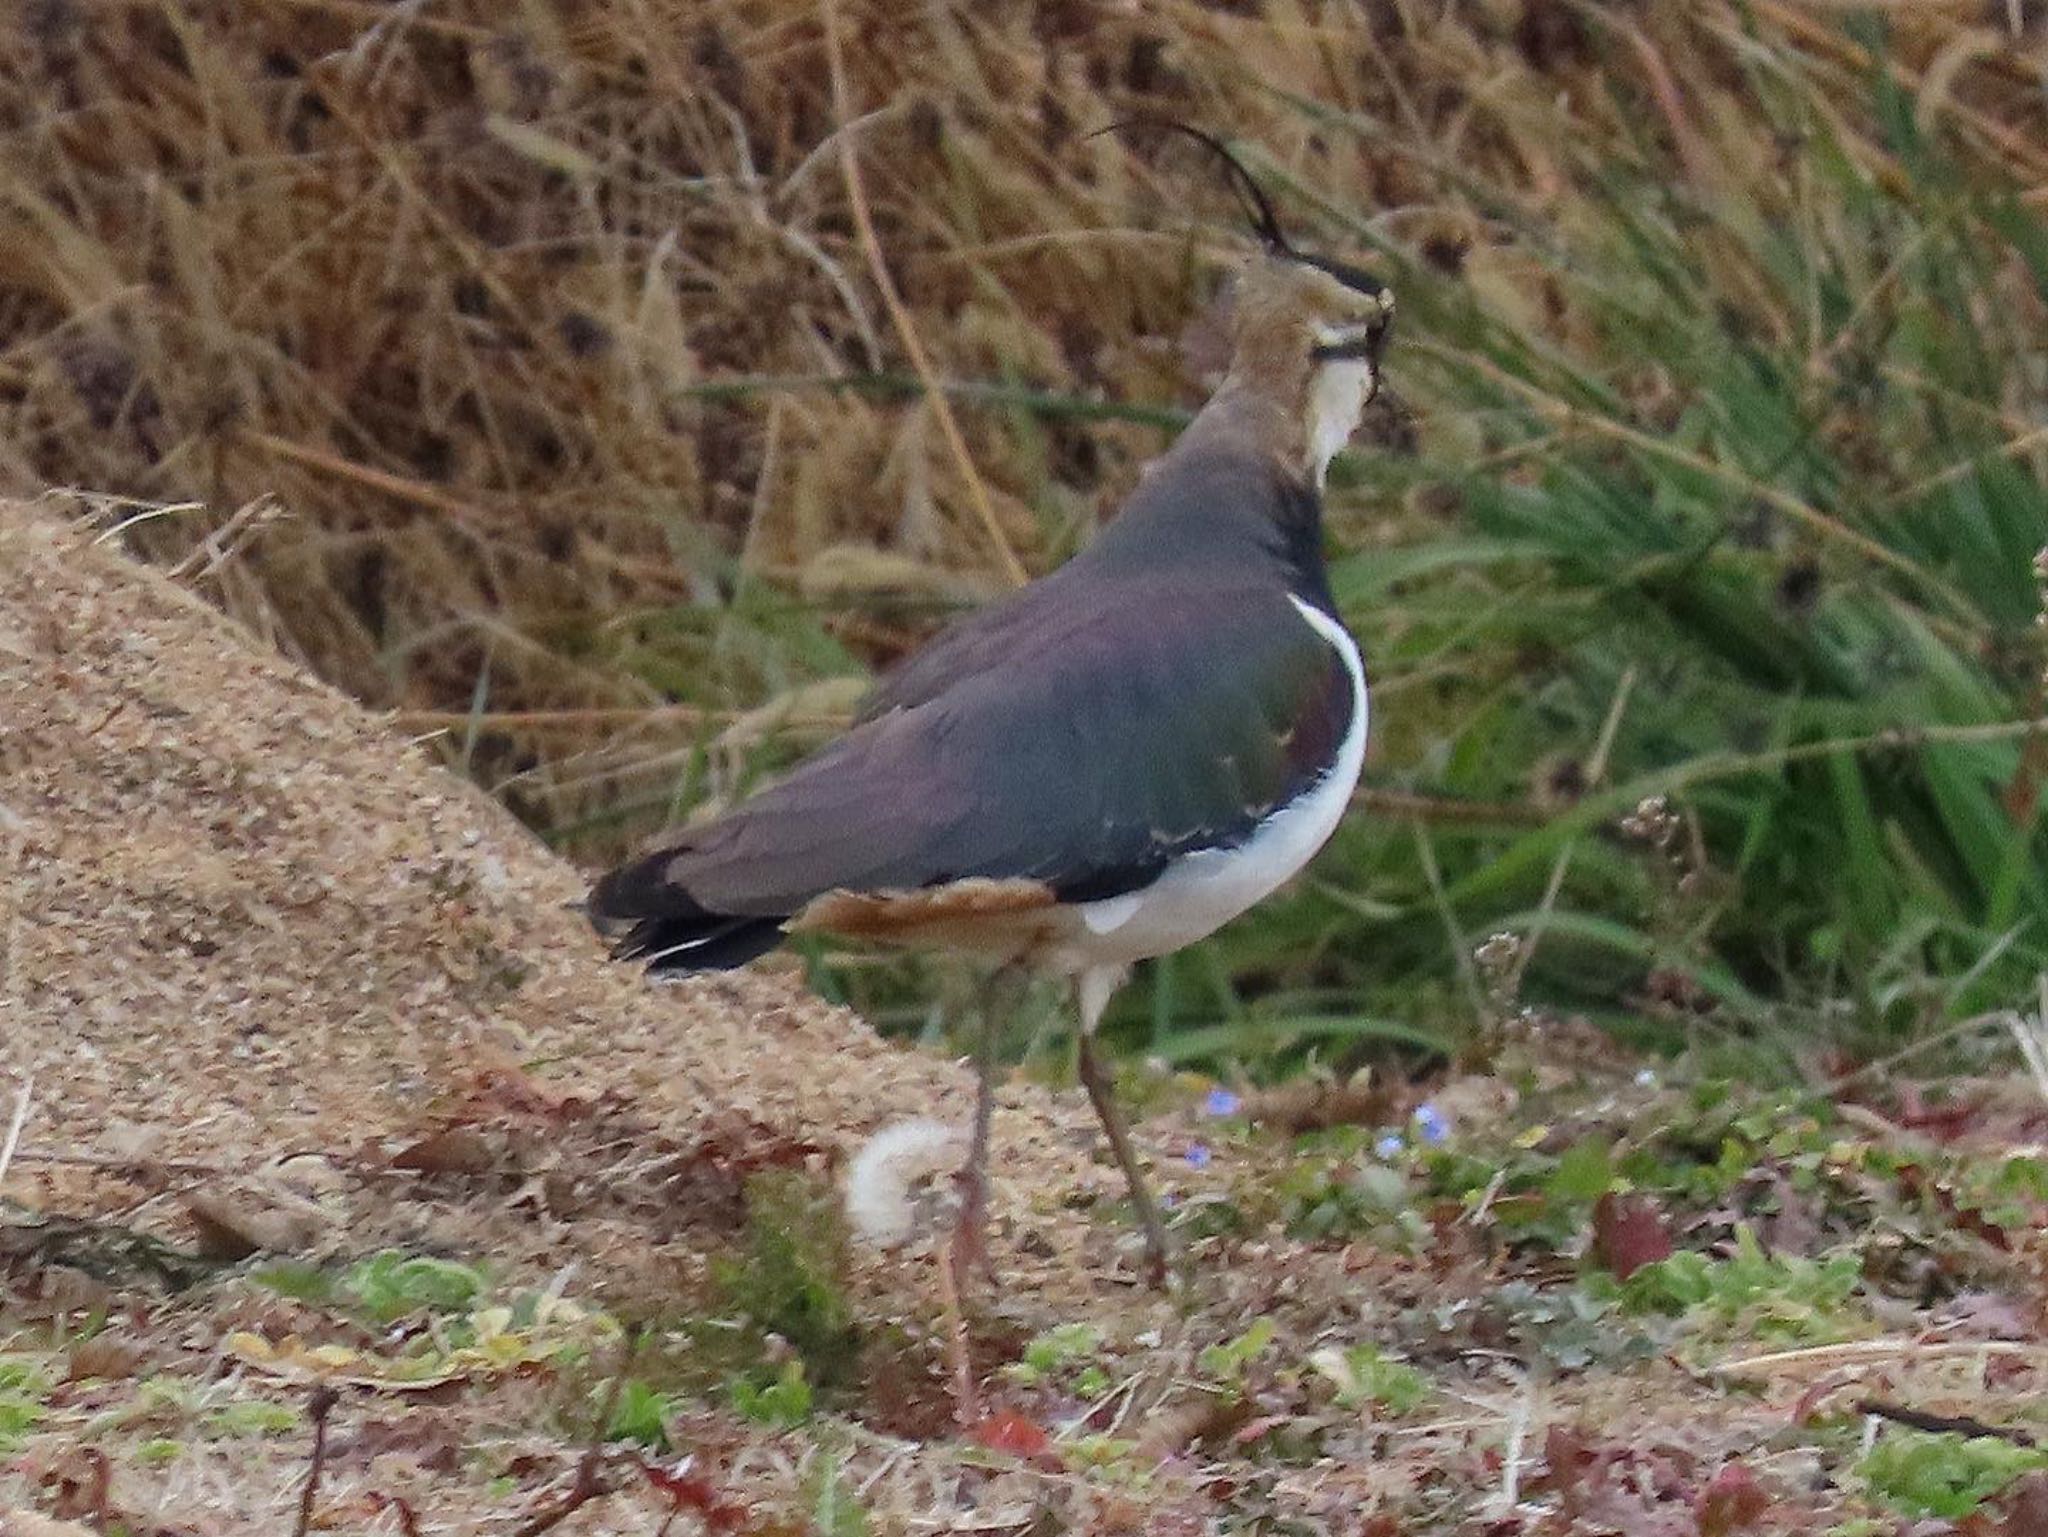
[586,852,788,974]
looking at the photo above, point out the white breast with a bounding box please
[1308,357,1377,488]
[1063,597,1368,971]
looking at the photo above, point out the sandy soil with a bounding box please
[0,496,1116,1259]
[6,498,2033,1536]
[0,497,1216,1529]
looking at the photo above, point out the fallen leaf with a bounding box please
[31,1449,110,1529]
[1239,1075,1393,1134]
[63,1332,144,1382]
[2000,1471,2048,1535]
[639,1460,749,1534]
[390,1126,495,1175]
[969,1409,1053,1458]
[185,1188,323,1257]
[1695,1461,1770,1536]
[1592,1190,1674,1279]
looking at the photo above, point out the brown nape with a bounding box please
[1224,258,1368,399]
[1189,257,1382,474]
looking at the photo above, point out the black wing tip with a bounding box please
[587,855,788,975]
[603,912,789,974]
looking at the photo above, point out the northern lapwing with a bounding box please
[591,129,1389,1284]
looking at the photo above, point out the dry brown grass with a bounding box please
[2,1,2045,868]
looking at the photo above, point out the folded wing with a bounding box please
[589,575,1353,970]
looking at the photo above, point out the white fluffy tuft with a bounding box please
[843,1118,968,1247]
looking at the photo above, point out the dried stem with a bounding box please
[819,0,1027,589]
[290,1385,340,1537]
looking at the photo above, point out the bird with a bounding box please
[590,128,1390,1286]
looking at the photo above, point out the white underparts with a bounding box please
[1307,358,1376,488]
[1066,596,1368,1016]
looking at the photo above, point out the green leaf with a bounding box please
[1547,1137,1615,1204]
[1198,1318,1276,1383]
[343,1252,487,1322]
[729,1360,813,1427]
[808,1455,870,1537]
[1307,1343,1430,1415]
[1859,1430,2048,1518]
[605,1379,672,1448]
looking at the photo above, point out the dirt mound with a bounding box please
[10,499,2032,1537]
[0,497,1113,1291]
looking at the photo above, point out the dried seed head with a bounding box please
[1473,930,1523,983]
[1620,794,1679,849]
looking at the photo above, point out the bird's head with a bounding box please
[1095,122,1395,486]
[1227,248,1393,486]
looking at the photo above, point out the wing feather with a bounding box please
[618,577,1353,923]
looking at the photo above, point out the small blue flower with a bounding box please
[1634,1068,1659,1089]
[1184,1143,1212,1169]
[1203,1088,1243,1118]
[1412,1103,1451,1145]
[1374,1132,1405,1159]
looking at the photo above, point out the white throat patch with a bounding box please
[1307,358,1376,487]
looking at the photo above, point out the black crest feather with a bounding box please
[1086,118,1293,256]
[1086,120,1391,301]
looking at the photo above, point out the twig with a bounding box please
[1411,820,1486,1026]
[1356,786,1548,827]
[507,1325,643,1537]
[1717,1339,2048,1376]
[87,501,207,546]
[1825,1005,2017,1092]
[163,495,285,582]
[366,1494,424,1537]
[238,429,495,531]
[818,0,1028,589]
[0,1075,32,1189]
[1504,666,1637,1001]
[1485,1376,1535,1518]
[508,1464,614,1537]
[5,1147,224,1177]
[1859,1398,2037,1448]
[291,1385,340,1537]
[933,1237,981,1428]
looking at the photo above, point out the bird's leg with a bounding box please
[1074,967,1172,1287]
[951,962,1017,1288]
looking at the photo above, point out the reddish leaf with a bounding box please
[1789,1371,1856,1427]
[1695,1461,1770,1536]
[639,1458,749,1533]
[1229,1413,1291,1445]
[390,1126,494,1174]
[1895,1082,1982,1140]
[366,1493,424,1537]
[969,1409,1052,1458]
[2001,1471,2048,1535]
[1592,1190,1674,1279]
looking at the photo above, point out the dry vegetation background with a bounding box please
[8,0,2048,1059]
[4,0,2048,1057]
[6,4,2048,1531]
